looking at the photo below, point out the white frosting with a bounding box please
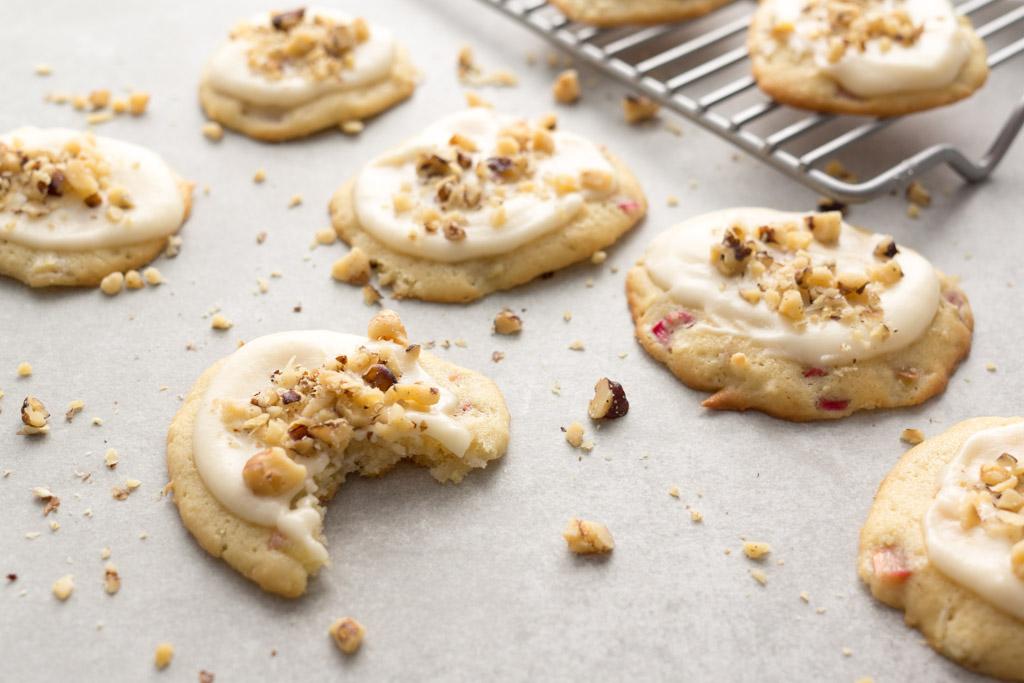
[772,0,970,97]
[204,7,397,108]
[192,330,472,560]
[353,108,618,262]
[925,422,1024,621]
[642,208,940,366]
[1,128,185,250]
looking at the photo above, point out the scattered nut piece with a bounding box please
[201,121,224,141]
[142,267,163,286]
[331,248,372,285]
[314,228,337,245]
[750,569,768,586]
[34,64,53,76]
[154,642,174,670]
[253,168,267,183]
[568,340,585,351]
[743,541,772,560]
[552,69,580,104]
[564,421,585,448]
[690,509,704,523]
[104,448,119,469]
[905,181,931,207]
[100,271,125,296]
[17,362,33,377]
[124,270,145,290]
[900,428,925,445]
[622,94,660,124]
[288,194,303,208]
[65,399,85,422]
[590,250,607,265]
[243,447,307,496]
[587,378,629,420]
[340,120,364,135]
[128,91,150,116]
[329,617,366,655]
[367,309,408,345]
[493,309,523,335]
[19,396,50,435]
[104,563,121,595]
[563,517,614,554]
[210,314,233,330]
[52,574,74,601]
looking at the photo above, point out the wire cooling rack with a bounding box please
[474,0,1024,203]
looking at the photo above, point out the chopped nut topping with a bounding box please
[331,248,372,285]
[780,0,925,63]
[552,69,580,104]
[19,396,49,436]
[154,642,174,670]
[622,94,660,124]
[563,517,614,554]
[493,309,523,335]
[587,378,629,420]
[456,45,518,87]
[329,617,365,654]
[243,447,307,496]
[128,91,150,116]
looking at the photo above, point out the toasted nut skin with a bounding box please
[242,448,307,496]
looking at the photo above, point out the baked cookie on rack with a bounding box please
[859,417,1024,680]
[549,0,734,26]
[167,310,510,597]
[0,128,191,288]
[748,0,988,116]
[329,108,647,302]
[626,208,972,420]
[199,6,416,142]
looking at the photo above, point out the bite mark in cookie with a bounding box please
[626,208,972,420]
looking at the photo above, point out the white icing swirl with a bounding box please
[353,108,619,262]
[642,208,940,366]
[1,128,185,250]
[772,0,970,97]
[925,422,1024,621]
[204,7,397,108]
[192,330,472,561]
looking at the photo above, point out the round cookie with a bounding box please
[167,311,510,598]
[549,0,734,26]
[199,7,416,142]
[858,417,1024,680]
[626,208,973,421]
[329,108,647,303]
[0,128,192,288]
[748,0,988,117]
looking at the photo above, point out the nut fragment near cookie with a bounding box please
[329,108,647,302]
[0,128,191,287]
[166,310,510,597]
[199,7,416,141]
[626,208,972,420]
[858,418,1024,680]
[549,0,735,27]
[748,0,988,116]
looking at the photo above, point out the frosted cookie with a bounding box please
[859,418,1024,680]
[199,7,416,142]
[329,108,647,302]
[626,208,972,420]
[0,128,191,288]
[167,310,510,597]
[749,0,988,116]
[549,0,734,26]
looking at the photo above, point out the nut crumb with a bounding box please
[104,448,119,469]
[124,270,145,290]
[985,362,997,372]
[750,569,768,586]
[552,69,580,104]
[340,120,364,136]
[564,421,585,448]
[34,64,53,76]
[143,267,163,286]
[253,168,267,183]
[65,399,85,422]
[493,309,523,335]
[329,617,365,654]
[689,509,703,523]
[590,250,607,265]
[104,563,121,595]
[622,94,660,124]
[568,340,585,351]
[100,271,125,296]
[52,574,74,600]
[563,517,614,554]
[288,194,303,208]
[361,284,382,306]
[201,121,224,141]
[743,541,772,560]
[900,428,925,445]
[154,642,174,670]
[905,181,931,207]
[331,248,372,285]
[588,378,628,420]
[17,362,32,377]
[210,314,233,330]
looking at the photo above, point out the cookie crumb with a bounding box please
[361,285,382,306]
[34,63,53,76]
[985,362,997,372]
[340,120,364,136]
[103,563,121,595]
[690,509,704,523]
[493,309,523,335]
[622,94,660,124]
[590,250,607,265]
[743,541,772,560]
[842,647,853,657]
[464,91,493,108]
[314,228,336,245]
[329,617,365,655]
[900,428,925,445]
[568,340,585,351]
[750,569,768,586]
[16,362,32,377]
[128,91,150,116]
[210,314,233,331]
[564,421,585,448]
[100,271,125,296]
[905,181,931,207]
[100,547,112,560]
[143,267,163,286]
[668,486,680,498]
[201,121,224,141]
[331,248,372,285]
[552,69,580,104]
[154,642,174,670]
[562,311,572,322]
[563,517,614,554]
[124,270,145,290]
[288,194,303,208]
[104,448,119,469]
[253,168,267,183]
[65,399,85,422]
[800,591,810,603]
[52,574,74,601]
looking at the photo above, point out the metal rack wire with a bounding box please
[475,0,1024,203]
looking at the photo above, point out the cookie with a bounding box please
[549,0,734,26]
[626,208,972,421]
[167,310,510,597]
[748,0,988,116]
[329,108,647,302]
[0,128,192,288]
[199,7,416,142]
[858,417,1024,680]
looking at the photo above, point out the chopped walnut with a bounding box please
[329,617,365,654]
[104,448,119,469]
[19,396,49,436]
[456,45,518,87]
[493,309,522,335]
[805,211,841,245]
[552,69,580,104]
[781,0,925,62]
[128,91,150,116]
[750,569,768,586]
[331,248,372,285]
[563,517,614,554]
[622,95,660,124]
